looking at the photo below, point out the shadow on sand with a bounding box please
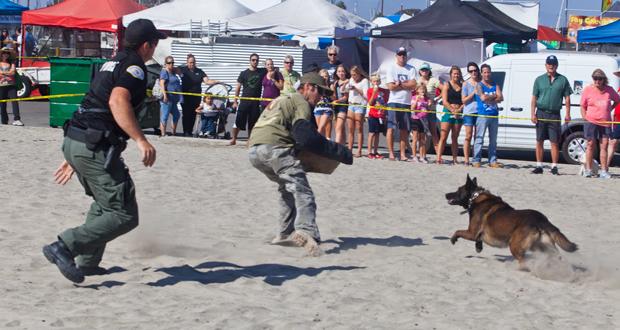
[147,261,365,287]
[322,236,425,255]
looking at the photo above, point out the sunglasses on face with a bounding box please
[328,53,337,56]
[593,76,604,81]
[166,62,174,64]
[284,61,293,64]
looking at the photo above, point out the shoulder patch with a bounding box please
[126,65,145,80]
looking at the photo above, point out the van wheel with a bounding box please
[17,75,32,98]
[562,131,588,165]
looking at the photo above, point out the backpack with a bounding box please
[151,78,164,100]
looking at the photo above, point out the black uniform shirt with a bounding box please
[179,66,206,94]
[74,50,147,135]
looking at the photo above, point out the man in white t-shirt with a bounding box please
[385,47,417,161]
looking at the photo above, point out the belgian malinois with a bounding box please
[445,175,578,269]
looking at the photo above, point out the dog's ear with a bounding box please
[472,177,478,187]
[466,174,472,185]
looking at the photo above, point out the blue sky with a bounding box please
[342,0,603,27]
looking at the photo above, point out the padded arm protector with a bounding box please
[292,119,353,165]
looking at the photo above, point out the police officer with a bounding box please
[42,19,166,283]
[248,72,353,257]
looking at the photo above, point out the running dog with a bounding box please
[445,175,578,270]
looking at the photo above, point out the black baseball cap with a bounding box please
[545,55,559,66]
[396,46,407,56]
[125,19,167,45]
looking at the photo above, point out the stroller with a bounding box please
[193,83,233,139]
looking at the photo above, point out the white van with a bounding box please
[478,52,619,164]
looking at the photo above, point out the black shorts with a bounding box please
[235,100,261,131]
[535,110,561,143]
[611,124,620,140]
[584,122,611,141]
[410,118,427,133]
[368,117,383,133]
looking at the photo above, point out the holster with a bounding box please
[66,124,127,171]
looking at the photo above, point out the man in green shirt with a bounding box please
[530,55,573,175]
[280,54,301,95]
[248,72,352,256]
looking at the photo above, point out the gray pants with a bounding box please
[248,144,320,241]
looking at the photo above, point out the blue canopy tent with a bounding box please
[0,0,29,25]
[577,19,620,43]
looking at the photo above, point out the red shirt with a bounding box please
[615,87,620,123]
[366,87,389,118]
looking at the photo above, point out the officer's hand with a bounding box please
[531,114,538,124]
[137,139,156,167]
[54,160,74,185]
[163,95,168,104]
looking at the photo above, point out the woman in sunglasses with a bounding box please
[159,55,183,136]
[580,69,620,178]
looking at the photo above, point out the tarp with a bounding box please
[228,0,373,38]
[22,0,144,32]
[371,0,536,44]
[372,14,412,28]
[123,0,253,31]
[577,19,620,43]
[538,25,566,42]
[0,0,28,15]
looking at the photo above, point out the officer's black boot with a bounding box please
[42,240,84,283]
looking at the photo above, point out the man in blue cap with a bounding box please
[530,55,572,175]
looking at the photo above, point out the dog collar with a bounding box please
[465,189,487,212]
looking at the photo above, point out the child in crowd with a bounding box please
[314,69,334,139]
[410,83,430,163]
[366,73,389,159]
[195,95,219,138]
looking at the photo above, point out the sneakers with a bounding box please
[582,169,592,178]
[531,167,543,174]
[489,162,504,169]
[550,167,559,175]
[420,157,429,164]
[368,153,376,159]
[599,171,612,179]
[12,120,24,126]
[42,240,84,283]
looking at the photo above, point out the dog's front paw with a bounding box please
[450,235,458,245]
[475,241,483,253]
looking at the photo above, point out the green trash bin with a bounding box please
[49,57,107,127]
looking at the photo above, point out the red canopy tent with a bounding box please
[22,0,144,33]
[537,25,566,42]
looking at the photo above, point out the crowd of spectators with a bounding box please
[154,46,619,178]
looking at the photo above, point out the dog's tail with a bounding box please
[543,223,578,252]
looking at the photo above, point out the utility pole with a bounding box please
[380,0,384,15]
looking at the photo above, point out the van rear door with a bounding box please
[502,59,545,149]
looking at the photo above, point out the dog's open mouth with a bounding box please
[447,198,459,205]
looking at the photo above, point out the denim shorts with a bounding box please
[611,124,620,139]
[348,105,366,115]
[462,113,477,126]
[386,102,410,131]
[314,108,334,116]
[584,122,611,141]
[160,101,180,124]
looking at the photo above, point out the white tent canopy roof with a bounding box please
[236,0,281,12]
[228,0,373,37]
[123,0,253,31]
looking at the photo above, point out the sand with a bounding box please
[0,126,619,329]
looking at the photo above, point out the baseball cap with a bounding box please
[396,46,407,56]
[419,62,431,71]
[300,72,333,96]
[125,19,167,45]
[545,55,559,66]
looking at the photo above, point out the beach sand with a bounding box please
[1,126,619,329]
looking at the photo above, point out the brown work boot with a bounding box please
[489,162,504,168]
[289,231,323,257]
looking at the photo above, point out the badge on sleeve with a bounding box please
[126,65,145,80]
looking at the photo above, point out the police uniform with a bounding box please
[43,19,165,283]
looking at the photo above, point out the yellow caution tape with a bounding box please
[2,88,619,125]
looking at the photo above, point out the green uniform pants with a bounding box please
[58,137,139,268]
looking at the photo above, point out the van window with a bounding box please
[491,72,506,90]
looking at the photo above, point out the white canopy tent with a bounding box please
[122,0,253,31]
[236,0,281,12]
[228,0,373,38]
